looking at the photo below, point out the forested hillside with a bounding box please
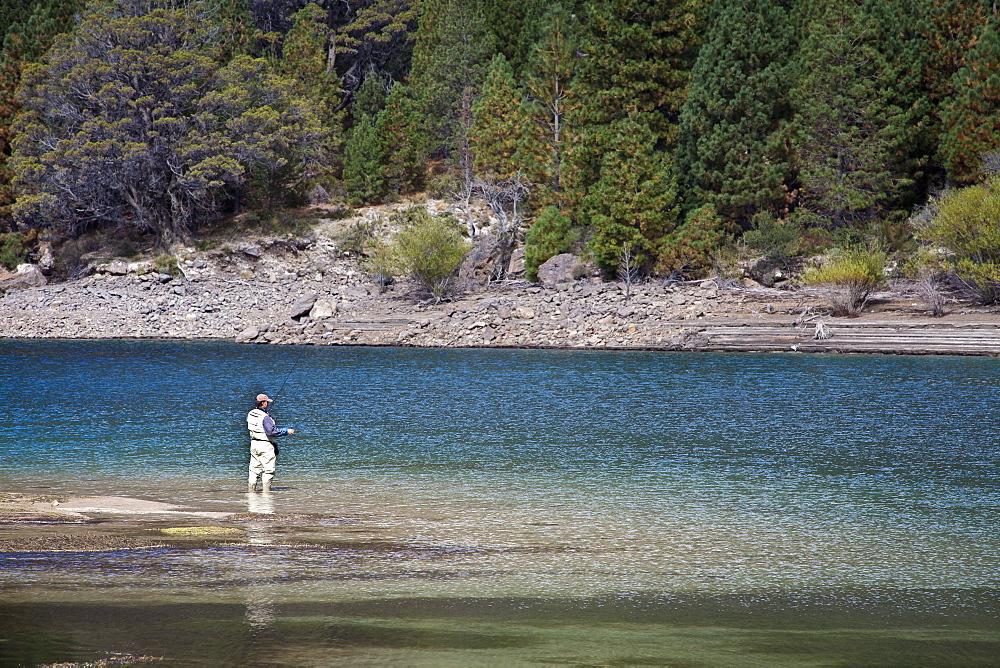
[0,0,997,291]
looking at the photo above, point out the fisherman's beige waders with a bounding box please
[248,439,276,492]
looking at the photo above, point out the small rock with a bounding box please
[235,326,259,343]
[338,286,369,300]
[515,307,535,319]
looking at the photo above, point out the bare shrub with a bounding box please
[473,174,531,282]
[916,274,947,317]
[618,243,640,301]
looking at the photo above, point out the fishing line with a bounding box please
[272,343,310,403]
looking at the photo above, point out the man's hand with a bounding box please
[287,428,296,435]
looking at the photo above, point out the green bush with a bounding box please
[0,232,27,270]
[385,207,470,302]
[524,206,575,281]
[361,238,397,293]
[743,212,802,259]
[152,253,179,275]
[802,248,887,316]
[914,178,1000,303]
[657,205,732,278]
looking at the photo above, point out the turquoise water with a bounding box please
[1,340,999,666]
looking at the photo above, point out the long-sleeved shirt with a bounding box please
[260,413,289,438]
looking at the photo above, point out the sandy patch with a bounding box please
[1,494,233,522]
[55,496,183,514]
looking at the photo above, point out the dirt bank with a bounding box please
[3,206,1000,355]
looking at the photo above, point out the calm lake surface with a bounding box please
[1,340,999,666]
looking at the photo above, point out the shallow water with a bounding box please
[1,341,999,665]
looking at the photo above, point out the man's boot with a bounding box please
[262,477,272,492]
[247,477,257,493]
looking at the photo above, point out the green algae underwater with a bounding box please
[1,340,998,666]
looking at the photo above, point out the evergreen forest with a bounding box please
[1,0,998,292]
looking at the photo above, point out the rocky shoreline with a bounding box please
[3,212,1000,356]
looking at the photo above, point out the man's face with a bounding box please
[261,401,270,410]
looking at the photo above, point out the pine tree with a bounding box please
[582,114,680,274]
[214,0,257,58]
[861,0,935,209]
[343,74,389,204]
[343,118,387,205]
[280,3,344,186]
[789,0,905,228]
[675,0,794,225]
[575,0,704,149]
[521,4,583,210]
[921,0,993,109]
[353,71,392,118]
[660,204,733,277]
[561,0,702,272]
[0,0,37,44]
[915,0,994,185]
[939,13,1000,184]
[470,54,529,180]
[479,0,553,76]
[377,82,424,196]
[407,0,495,161]
[334,0,418,93]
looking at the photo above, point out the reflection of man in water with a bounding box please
[246,393,295,492]
[244,489,275,629]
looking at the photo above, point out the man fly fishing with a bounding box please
[247,393,295,493]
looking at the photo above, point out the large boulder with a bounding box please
[235,326,259,344]
[537,253,587,288]
[458,234,497,285]
[289,293,317,320]
[127,260,155,275]
[0,264,47,292]
[37,243,55,273]
[92,258,129,275]
[309,299,337,319]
